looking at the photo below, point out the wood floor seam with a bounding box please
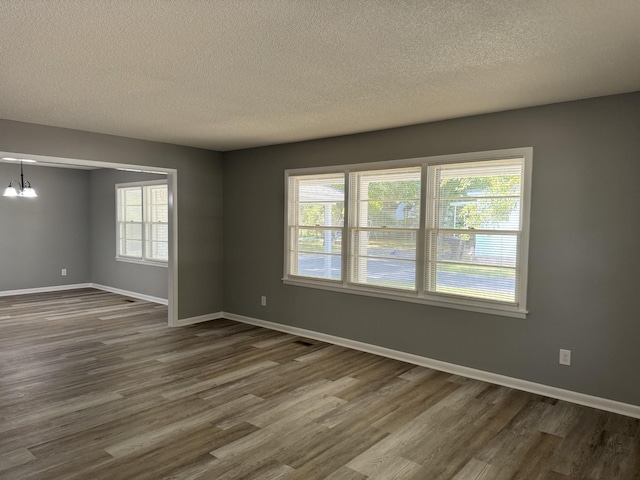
[0,288,638,479]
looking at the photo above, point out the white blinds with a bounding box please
[288,174,345,281]
[426,158,524,303]
[349,167,421,290]
[117,182,168,262]
[284,150,530,314]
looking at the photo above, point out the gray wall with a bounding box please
[223,92,640,406]
[0,163,91,290]
[89,169,168,299]
[0,120,224,320]
[1,164,169,300]
[2,92,639,406]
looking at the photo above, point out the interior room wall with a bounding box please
[1,165,169,301]
[0,120,224,320]
[89,169,168,300]
[222,92,640,406]
[0,162,91,291]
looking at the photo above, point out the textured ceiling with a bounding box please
[1,1,640,152]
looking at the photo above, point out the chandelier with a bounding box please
[3,159,38,198]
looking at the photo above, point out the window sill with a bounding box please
[116,257,168,268]
[282,277,527,319]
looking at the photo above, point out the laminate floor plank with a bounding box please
[1,289,638,479]
[323,466,368,480]
[0,447,37,472]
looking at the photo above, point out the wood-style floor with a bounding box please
[0,289,638,479]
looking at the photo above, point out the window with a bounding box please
[284,148,532,318]
[350,167,421,290]
[116,181,168,265]
[426,159,524,304]
[287,174,344,280]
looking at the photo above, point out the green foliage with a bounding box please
[298,173,520,238]
[366,180,420,228]
[300,203,343,226]
[298,202,344,238]
[440,174,520,229]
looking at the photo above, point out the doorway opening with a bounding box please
[0,151,178,326]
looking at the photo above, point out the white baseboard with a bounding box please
[223,312,640,420]
[175,311,224,327]
[90,283,168,305]
[0,283,92,297]
[2,287,637,420]
[0,282,169,306]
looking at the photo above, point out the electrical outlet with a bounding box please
[261,296,267,306]
[61,268,67,276]
[559,349,571,366]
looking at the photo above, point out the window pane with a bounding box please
[294,175,344,227]
[352,168,420,229]
[124,206,143,222]
[431,159,522,231]
[351,230,416,260]
[293,228,341,254]
[147,185,167,202]
[145,185,168,262]
[126,241,142,257]
[431,232,518,268]
[288,174,344,281]
[147,241,168,261]
[435,160,522,198]
[124,223,142,240]
[426,157,524,304]
[291,252,341,280]
[146,185,168,223]
[120,239,142,258]
[145,222,169,261]
[436,198,521,231]
[149,205,168,223]
[123,189,142,221]
[432,264,516,303]
[351,257,416,290]
[298,203,344,227]
[117,183,168,262]
[124,188,142,205]
[349,167,420,290]
[149,223,169,242]
[357,201,420,228]
[350,231,416,290]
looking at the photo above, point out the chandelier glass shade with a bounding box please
[3,160,37,198]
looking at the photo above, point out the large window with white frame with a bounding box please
[287,174,345,280]
[350,167,421,290]
[284,148,532,318]
[116,181,168,265]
